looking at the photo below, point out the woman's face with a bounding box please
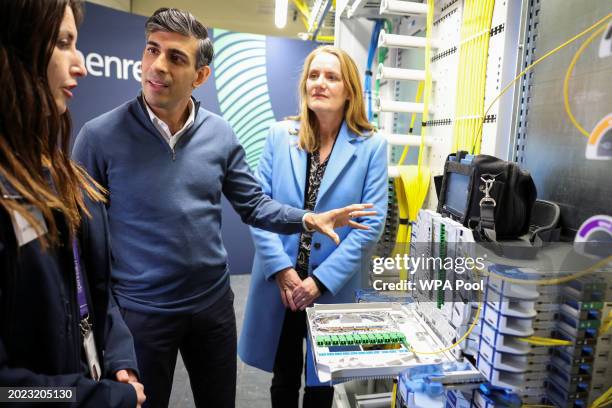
[47,6,86,114]
[306,52,348,118]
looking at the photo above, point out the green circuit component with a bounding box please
[581,302,603,310]
[438,225,447,309]
[577,320,600,329]
[316,335,329,346]
[317,332,409,347]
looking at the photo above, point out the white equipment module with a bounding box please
[306,302,483,385]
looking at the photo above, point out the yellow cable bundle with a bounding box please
[392,1,434,282]
[452,0,495,153]
[392,176,409,279]
[563,24,607,138]
[472,14,612,153]
[591,386,612,408]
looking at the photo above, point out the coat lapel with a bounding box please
[289,133,307,198]
[317,122,357,203]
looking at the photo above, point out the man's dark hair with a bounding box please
[145,7,214,69]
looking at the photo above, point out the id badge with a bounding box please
[83,330,101,381]
[9,205,47,247]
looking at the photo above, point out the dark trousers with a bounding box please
[120,288,236,408]
[271,310,334,408]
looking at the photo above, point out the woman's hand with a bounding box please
[291,277,321,311]
[275,267,302,311]
[115,369,146,407]
[303,203,376,244]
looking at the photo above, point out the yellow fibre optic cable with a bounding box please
[475,0,494,153]
[518,336,573,346]
[601,312,612,334]
[591,387,612,408]
[291,0,310,28]
[398,81,424,166]
[472,13,612,154]
[485,254,611,286]
[410,287,482,355]
[315,35,334,43]
[452,0,494,153]
[595,397,612,408]
[395,167,431,282]
[393,0,433,282]
[392,176,410,281]
[469,0,494,153]
[597,398,612,408]
[411,0,433,219]
[563,24,606,138]
[390,380,398,408]
[412,0,433,240]
[417,0,434,171]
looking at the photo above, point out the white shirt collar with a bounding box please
[144,98,196,149]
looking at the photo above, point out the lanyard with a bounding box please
[71,239,90,325]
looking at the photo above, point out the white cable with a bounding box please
[378,29,434,49]
[388,166,400,178]
[377,98,426,114]
[379,0,428,16]
[382,133,432,147]
[377,64,426,81]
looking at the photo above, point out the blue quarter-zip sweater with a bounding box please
[72,96,307,314]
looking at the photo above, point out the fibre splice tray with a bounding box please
[306,302,483,384]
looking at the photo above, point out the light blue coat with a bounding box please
[238,120,388,378]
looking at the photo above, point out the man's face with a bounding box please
[141,30,209,111]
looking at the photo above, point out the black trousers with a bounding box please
[271,309,334,408]
[120,288,236,408]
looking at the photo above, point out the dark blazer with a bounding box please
[0,188,139,407]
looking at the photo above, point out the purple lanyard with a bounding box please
[72,239,89,320]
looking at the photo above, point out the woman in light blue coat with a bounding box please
[238,46,388,408]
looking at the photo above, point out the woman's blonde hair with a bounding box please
[292,45,374,152]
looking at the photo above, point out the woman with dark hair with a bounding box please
[239,46,388,407]
[0,1,145,406]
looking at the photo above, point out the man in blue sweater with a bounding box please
[72,7,374,408]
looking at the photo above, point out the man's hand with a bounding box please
[291,277,321,311]
[116,369,138,384]
[275,267,302,311]
[304,204,376,245]
[116,369,146,407]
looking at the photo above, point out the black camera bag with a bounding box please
[437,151,537,241]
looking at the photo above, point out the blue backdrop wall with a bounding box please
[71,3,317,274]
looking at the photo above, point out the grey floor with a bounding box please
[168,274,273,408]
